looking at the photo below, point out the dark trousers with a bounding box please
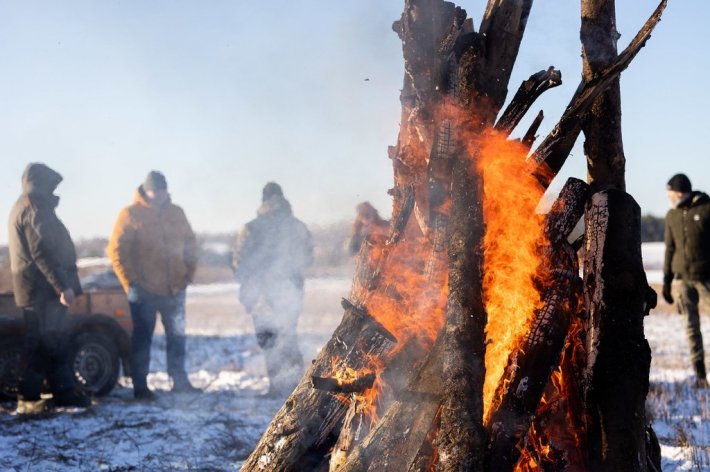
[20,298,74,399]
[673,279,709,378]
[129,288,188,391]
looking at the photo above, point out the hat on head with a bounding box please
[144,171,167,192]
[262,182,283,201]
[667,173,692,193]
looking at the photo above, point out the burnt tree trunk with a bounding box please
[582,191,656,471]
[581,0,625,192]
[579,1,660,471]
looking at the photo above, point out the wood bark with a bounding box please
[437,149,488,471]
[241,298,396,471]
[581,0,625,191]
[582,191,656,472]
[579,1,663,471]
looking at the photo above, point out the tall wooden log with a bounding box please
[529,0,668,187]
[581,0,625,191]
[437,148,488,471]
[582,190,656,471]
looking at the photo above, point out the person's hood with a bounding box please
[679,191,710,209]
[22,163,63,197]
[133,185,172,208]
[257,195,292,217]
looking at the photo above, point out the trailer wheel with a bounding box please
[0,337,22,400]
[71,331,119,397]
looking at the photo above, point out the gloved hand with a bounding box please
[127,285,141,304]
[662,281,673,305]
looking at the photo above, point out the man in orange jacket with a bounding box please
[108,171,199,400]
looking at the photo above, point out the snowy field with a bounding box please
[0,245,709,471]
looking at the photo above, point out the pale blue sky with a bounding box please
[1,1,707,244]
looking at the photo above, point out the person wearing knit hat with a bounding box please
[663,172,710,388]
[107,171,200,399]
[232,182,313,397]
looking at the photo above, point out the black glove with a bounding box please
[662,281,673,305]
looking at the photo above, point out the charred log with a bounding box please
[521,110,544,151]
[581,0,625,192]
[339,340,445,472]
[311,374,377,394]
[478,0,534,115]
[437,150,488,471]
[495,67,562,136]
[387,185,416,245]
[330,395,373,471]
[583,190,656,471]
[241,300,396,471]
[544,178,590,245]
[487,179,589,471]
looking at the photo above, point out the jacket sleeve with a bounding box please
[181,210,198,284]
[663,213,675,283]
[233,225,255,282]
[107,208,138,293]
[26,208,70,294]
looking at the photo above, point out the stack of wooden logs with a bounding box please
[242,0,666,470]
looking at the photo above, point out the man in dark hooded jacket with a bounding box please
[233,182,313,396]
[8,163,90,411]
[663,173,710,388]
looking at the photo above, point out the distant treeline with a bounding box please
[641,214,665,242]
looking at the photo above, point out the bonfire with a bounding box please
[243,0,666,470]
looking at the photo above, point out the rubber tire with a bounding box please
[70,331,119,397]
[0,337,23,400]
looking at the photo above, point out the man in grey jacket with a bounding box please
[8,163,90,411]
[233,183,313,397]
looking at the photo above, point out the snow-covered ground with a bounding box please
[1,249,709,470]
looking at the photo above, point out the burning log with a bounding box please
[339,340,445,472]
[329,394,376,471]
[487,178,589,471]
[241,299,396,471]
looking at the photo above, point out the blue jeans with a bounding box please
[129,287,188,391]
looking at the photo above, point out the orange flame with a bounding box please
[471,130,548,421]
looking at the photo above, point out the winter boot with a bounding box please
[134,388,157,401]
[171,376,201,394]
[16,395,53,415]
[53,390,92,408]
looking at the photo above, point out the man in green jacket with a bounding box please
[663,173,710,388]
[8,163,91,411]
